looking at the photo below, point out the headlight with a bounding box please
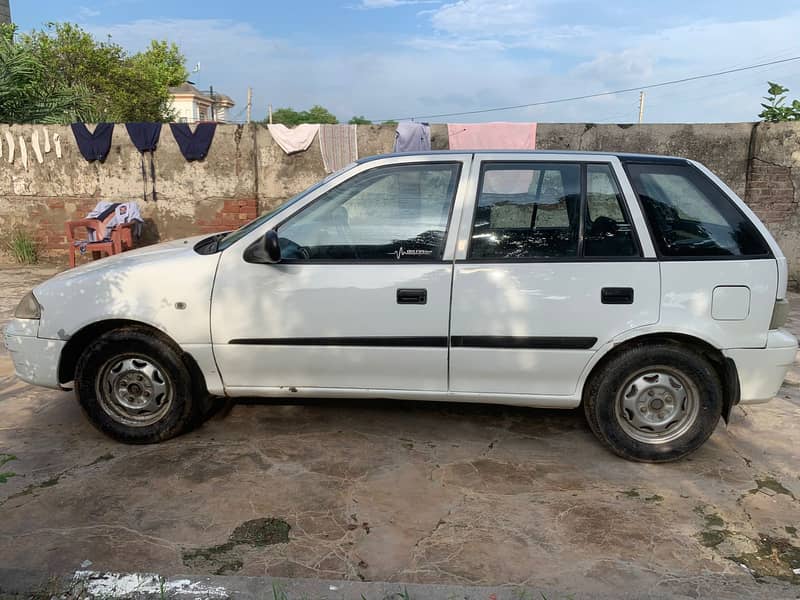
[14,291,41,319]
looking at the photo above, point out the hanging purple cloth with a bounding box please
[71,123,114,162]
[170,123,217,161]
[394,121,431,153]
[126,123,162,202]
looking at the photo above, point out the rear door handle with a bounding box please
[397,288,427,305]
[601,287,634,304]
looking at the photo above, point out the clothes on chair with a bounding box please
[267,124,319,154]
[170,123,217,161]
[319,124,358,173]
[126,123,162,202]
[394,122,431,152]
[71,123,114,162]
[84,200,144,242]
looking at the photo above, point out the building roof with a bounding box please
[169,82,235,108]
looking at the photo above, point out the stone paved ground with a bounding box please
[0,265,798,599]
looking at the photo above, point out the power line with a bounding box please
[371,55,800,122]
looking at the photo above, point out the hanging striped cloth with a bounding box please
[319,124,358,174]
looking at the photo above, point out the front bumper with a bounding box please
[3,319,65,390]
[725,329,798,404]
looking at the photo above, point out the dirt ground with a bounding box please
[1,265,799,599]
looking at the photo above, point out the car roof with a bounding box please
[357,150,689,165]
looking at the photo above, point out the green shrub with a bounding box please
[6,229,39,264]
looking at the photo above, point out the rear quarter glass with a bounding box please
[623,161,771,259]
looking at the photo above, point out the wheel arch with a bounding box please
[581,332,739,422]
[58,319,209,396]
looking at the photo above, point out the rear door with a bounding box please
[449,154,660,399]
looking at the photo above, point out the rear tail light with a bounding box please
[770,299,790,329]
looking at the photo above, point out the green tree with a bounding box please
[17,22,187,122]
[269,104,339,125]
[348,115,371,124]
[759,82,800,122]
[0,27,95,123]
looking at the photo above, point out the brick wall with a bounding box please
[196,199,259,236]
[745,159,797,227]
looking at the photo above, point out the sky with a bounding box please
[8,0,800,124]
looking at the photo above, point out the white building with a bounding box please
[168,83,235,123]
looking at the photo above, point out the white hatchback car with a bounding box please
[5,151,797,461]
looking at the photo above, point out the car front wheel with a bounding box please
[75,327,198,443]
[583,342,723,462]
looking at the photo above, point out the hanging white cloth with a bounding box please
[31,130,44,163]
[267,124,319,154]
[5,132,14,163]
[19,136,28,170]
[43,128,51,153]
[53,133,62,158]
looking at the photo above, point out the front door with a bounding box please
[211,158,469,394]
[449,157,661,399]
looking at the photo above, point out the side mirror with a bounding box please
[244,229,282,264]
[263,229,282,263]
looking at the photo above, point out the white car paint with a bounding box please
[3,151,797,413]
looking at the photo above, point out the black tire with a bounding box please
[583,342,723,462]
[75,327,201,443]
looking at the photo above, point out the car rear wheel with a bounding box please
[75,327,198,443]
[583,342,723,462]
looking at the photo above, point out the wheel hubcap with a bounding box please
[96,355,173,427]
[614,368,698,444]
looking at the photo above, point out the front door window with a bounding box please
[277,162,461,261]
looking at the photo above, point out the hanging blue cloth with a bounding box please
[170,123,217,161]
[126,123,162,202]
[71,123,114,162]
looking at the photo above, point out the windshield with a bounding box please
[216,162,358,251]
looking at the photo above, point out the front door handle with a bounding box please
[397,288,427,305]
[602,287,634,304]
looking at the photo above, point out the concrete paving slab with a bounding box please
[0,266,799,599]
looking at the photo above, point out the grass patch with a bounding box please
[0,454,17,484]
[730,534,800,583]
[182,517,291,575]
[5,229,38,264]
[751,476,796,499]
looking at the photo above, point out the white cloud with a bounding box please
[78,6,101,18]
[430,0,540,36]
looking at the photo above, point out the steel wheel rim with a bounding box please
[95,354,173,427]
[614,366,699,445]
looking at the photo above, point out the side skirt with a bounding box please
[222,386,582,409]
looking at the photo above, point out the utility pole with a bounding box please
[209,85,216,122]
[246,87,253,123]
[268,103,273,125]
[638,91,646,124]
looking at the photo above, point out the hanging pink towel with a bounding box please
[448,122,537,193]
[447,122,536,150]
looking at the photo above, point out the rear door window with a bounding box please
[469,163,581,259]
[625,162,770,258]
